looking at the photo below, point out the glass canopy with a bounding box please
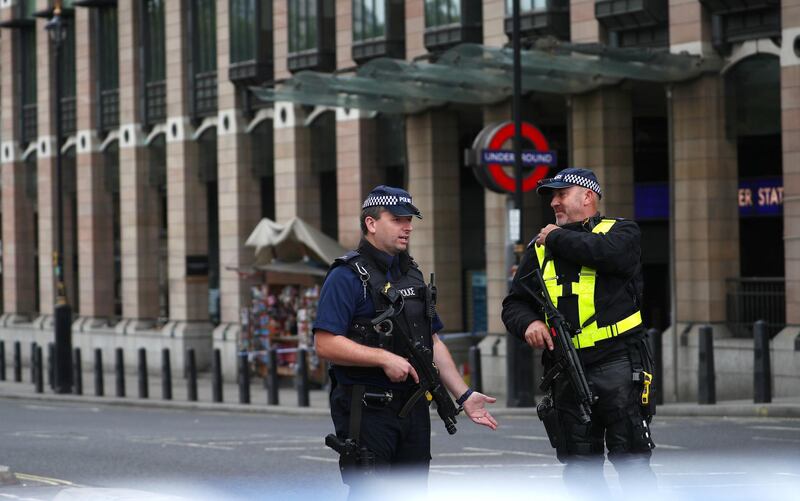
[250,40,721,114]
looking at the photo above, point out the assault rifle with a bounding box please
[517,268,596,424]
[372,275,460,435]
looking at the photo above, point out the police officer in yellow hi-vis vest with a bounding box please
[502,167,656,495]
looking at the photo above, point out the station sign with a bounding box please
[466,121,557,194]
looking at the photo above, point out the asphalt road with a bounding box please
[1,398,798,500]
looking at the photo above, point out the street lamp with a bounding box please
[505,0,536,408]
[46,0,73,394]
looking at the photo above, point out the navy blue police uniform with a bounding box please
[314,186,444,485]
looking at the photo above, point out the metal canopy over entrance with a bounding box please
[251,40,721,114]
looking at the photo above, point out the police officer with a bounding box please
[315,185,497,497]
[501,168,656,494]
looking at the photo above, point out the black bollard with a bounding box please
[267,347,279,405]
[296,348,309,407]
[0,340,6,381]
[48,342,55,389]
[648,328,664,406]
[138,348,148,399]
[211,349,223,403]
[115,348,125,398]
[34,346,44,394]
[238,352,250,404]
[162,349,172,400]
[30,342,37,382]
[468,345,482,394]
[13,341,22,382]
[73,348,83,395]
[186,349,198,402]
[753,320,772,404]
[698,325,716,405]
[94,349,104,396]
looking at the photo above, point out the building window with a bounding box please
[699,0,780,52]
[352,0,404,63]
[595,0,668,48]
[190,0,217,118]
[142,0,166,125]
[287,0,334,72]
[353,0,386,41]
[229,0,273,83]
[97,6,119,132]
[503,0,570,41]
[423,0,481,52]
[20,27,37,145]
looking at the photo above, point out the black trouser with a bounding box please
[330,383,431,495]
[552,350,656,493]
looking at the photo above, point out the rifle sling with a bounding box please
[398,386,428,418]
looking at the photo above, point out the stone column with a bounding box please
[213,0,262,350]
[335,109,381,249]
[571,0,605,43]
[570,89,635,218]
[782,6,800,325]
[272,0,318,225]
[273,102,320,226]
[671,77,739,325]
[405,0,425,60]
[0,25,37,323]
[162,0,212,355]
[74,6,115,324]
[406,110,462,331]
[483,0,506,46]
[117,0,160,327]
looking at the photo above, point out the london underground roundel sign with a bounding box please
[468,121,557,194]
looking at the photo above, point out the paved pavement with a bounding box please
[1,367,798,418]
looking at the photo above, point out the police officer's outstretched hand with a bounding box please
[380,351,420,383]
[463,392,498,430]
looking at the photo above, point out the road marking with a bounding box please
[749,425,800,432]
[652,443,685,450]
[462,447,551,458]
[752,436,800,444]
[10,431,88,441]
[430,463,562,469]
[437,452,504,457]
[657,472,746,476]
[14,473,83,487]
[298,455,338,463]
[430,470,465,476]
[508,435,549,441]
[0,494,47,500]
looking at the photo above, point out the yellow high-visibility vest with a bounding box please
[534,219,642,349]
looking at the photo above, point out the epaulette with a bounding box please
[334,250,360,265]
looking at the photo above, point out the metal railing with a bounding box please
[725,277,785,338]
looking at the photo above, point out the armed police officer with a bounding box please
[315,185,497,498]
[501,168,656,494]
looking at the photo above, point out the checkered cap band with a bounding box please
[555,173,602,197]
[362,195,401,209]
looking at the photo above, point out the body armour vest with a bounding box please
[329,250,433,381]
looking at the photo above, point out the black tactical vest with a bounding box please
[328,250,433,381]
